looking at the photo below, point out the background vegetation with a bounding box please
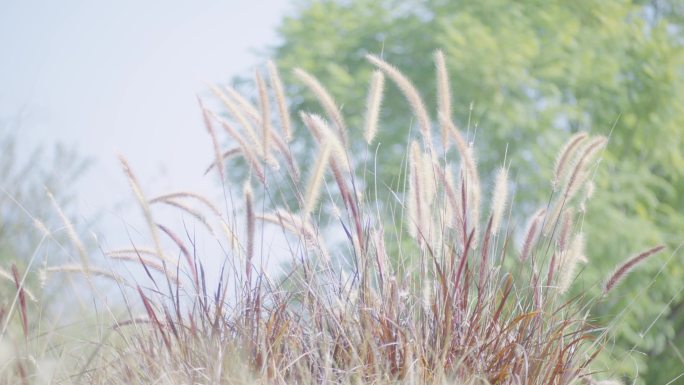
[0,119,88,296]
[260,1,684,383]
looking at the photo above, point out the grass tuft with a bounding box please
[0,52,667,385]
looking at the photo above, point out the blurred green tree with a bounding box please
[0,119,88,306]
[261,0,684,383]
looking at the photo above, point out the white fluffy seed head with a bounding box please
[585,180,595,200]
[542,199,564,237]
[465,148,481,244]
[558,232,585,293]
[209,85,262,154]
[293,68,347,144]
[490,166,508,235]
[579,180,596,214]
[208,110,266,184]
[364,71,385,144]
[305,114,349,173]
[557,208,574,252]
[553,132,588,190]
[367,54,432,150]
[443,164,458,229]
[267,61,293,142]
[224,86,261,123]
[303,141,332,216]
[434,50,451,147]
[419,152,438,242]
[407,140,423,239]
[563,136,608,201]
[520,208,545,262]
[255,70,271,155]
[421,152,437,207]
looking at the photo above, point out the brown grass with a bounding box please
[0,52,667,385]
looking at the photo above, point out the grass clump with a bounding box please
[0,51,666,385]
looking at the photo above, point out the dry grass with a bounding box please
[0,52,666,385]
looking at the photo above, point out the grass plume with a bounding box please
[363,70,385,144]
[603,245,666,294]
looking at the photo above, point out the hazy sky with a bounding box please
[0,0,291,248]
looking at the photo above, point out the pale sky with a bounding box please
[0,0,291,246]
[0,1,302,290]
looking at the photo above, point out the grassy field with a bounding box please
[0,52,665,385]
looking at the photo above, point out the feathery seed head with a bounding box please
[267,61,293,142]
[490,166,509,235]
[434,50,451,147]
[553,132,588,190]
[303,141,332,216]
[367,54,432,150]
[604,245,665,294]
[363,70,385,144]
[255,70,271,156]
[558,232,585,293]
[520,208,545,262]
[293,68,347,144]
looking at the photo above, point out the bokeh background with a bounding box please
[1,1,683,383]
